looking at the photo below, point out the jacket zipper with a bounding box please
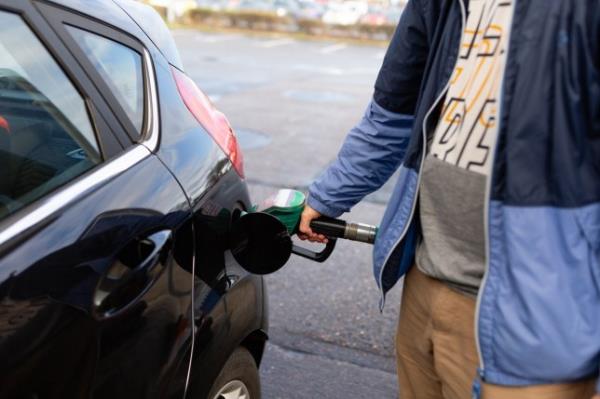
[474,0,519,378]
[378,0,468,308]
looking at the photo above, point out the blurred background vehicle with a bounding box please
[359,5,387,26]
[385,5,403,25]
[196,0,230,11]
[322,1,368,26]
[149,0,404,39]
[296,0,325,20]
[237,0,273,12]
[272,0,300,17]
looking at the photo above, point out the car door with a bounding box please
[0,2,194,398]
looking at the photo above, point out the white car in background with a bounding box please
[322,1,368,26]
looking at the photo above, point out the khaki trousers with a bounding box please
[395,267,596,399]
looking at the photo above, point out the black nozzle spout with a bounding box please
[309,217,346,238]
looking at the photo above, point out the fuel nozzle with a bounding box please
[254,189,378,244]
[231,189,380,274]
[310,217,378,244]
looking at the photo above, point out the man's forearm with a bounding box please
[307,99,414,217]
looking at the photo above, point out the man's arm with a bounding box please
[299,101,414,242]
[306,100,414,218]
[299,0,431,240]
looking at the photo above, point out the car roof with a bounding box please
[45,0,183,70]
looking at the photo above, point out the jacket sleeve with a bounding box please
[307,100,414,217]
[306,0,430,217]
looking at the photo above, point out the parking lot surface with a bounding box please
[173,29,401,398]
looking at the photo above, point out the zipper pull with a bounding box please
[471,379,481,399]
[472,368,485,399]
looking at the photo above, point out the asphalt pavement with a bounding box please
[173,29,402,398]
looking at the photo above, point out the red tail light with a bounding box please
[0,116,10,133]
[172,66,244,178]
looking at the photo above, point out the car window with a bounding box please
[67,26,145,134]
[0,11,101,221]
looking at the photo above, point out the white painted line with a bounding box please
[293,64,344,75]
[258,38,294,48]
[293,64,374,76]
[319,43,348,54]
[194,35,239,43]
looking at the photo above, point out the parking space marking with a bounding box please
[194,34,239,43]
[293,64,344,75]
[319,43,348,54]
[258,38,295,48]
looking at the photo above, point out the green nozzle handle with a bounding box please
[310,216,378,245]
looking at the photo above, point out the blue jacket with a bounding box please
[307,0,600,393]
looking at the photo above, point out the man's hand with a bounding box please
[591,394,600,399]
[298,205,329,244]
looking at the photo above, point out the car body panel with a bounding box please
[0,151,194,398]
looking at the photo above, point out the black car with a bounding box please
[0,1,268,398]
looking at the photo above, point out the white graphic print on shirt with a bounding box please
[430,0,514,176]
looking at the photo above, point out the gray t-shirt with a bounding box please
[414,0,514,296]
[415,155,486,296]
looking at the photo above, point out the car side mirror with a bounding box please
[229,212,292,275]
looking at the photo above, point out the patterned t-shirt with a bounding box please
[415,0,515,296]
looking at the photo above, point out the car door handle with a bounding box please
[93,230,172,318]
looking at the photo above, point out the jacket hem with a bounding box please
[306,194,345,218]
[483,369,600,388]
